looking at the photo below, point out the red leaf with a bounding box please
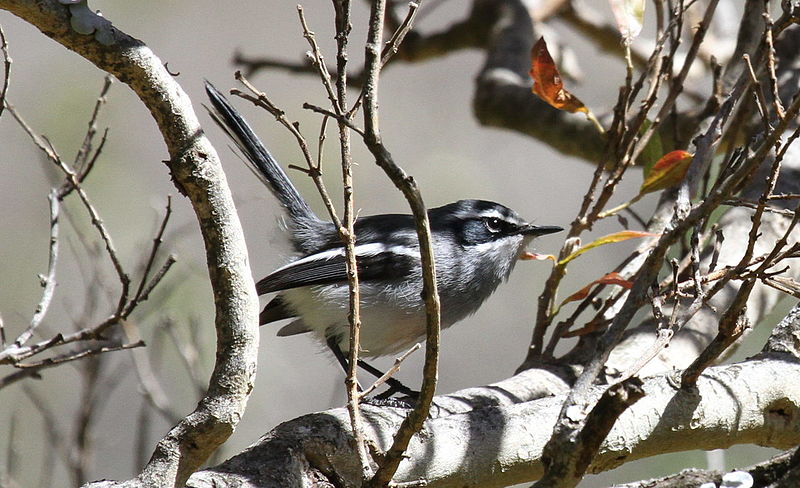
[520,252,557,262]
[530,37,588,114]
[562,272,633,304]
[640,150,693,195]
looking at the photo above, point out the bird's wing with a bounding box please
[259,296,294,324]
[256,243,417,294]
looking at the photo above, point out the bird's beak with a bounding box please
[521,224,563,237]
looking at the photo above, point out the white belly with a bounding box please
[280,282,433,358]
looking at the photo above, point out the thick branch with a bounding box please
[188,355,800,487]
[0,1,260,486]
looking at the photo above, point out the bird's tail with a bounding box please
[205,81,317,224]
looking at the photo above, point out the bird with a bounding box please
[205,81,562,397]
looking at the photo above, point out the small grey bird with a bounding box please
[205,82,562,395]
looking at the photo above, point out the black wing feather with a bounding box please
[256,248,416,294]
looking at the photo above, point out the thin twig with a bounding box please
[131,197,173,305]
[303,102,365,136]
[349,1,422,116]
[381,2,420,68]
[681,280,754,387]
[723,199,797,217]
[6,102,132,315]
[316,114,329,168]
[743,54,772,134]
[1,341,144,390]
[763,4,785,120]
[328,0,371,478]
[73,76,112,175]
[297,5,342,116]
[233,51,321,78]
[361,1,440,486]
[14,190,60,347]
[50,147,132,316]
[132,255,176,306]
[16,341,145,369]
[0,23,10,119]
[359,343,421,398]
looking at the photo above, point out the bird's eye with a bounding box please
[484,217,504,233]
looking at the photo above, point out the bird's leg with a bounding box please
[326,336,363,392]
[326,336,417,399]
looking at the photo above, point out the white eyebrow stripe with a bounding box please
[477,209,506,220]
[271,242,419,274]
[455,208,508,220]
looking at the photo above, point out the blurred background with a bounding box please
[0,1,786,486]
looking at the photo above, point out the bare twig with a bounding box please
[359,343,421,398]
[297,5,341,115]
[53,151,132,316]
[764,4,786,120]
[233,51,320,78]
[15,341,144,369]
[14,190,60,347]
[1,341,144,390]
[129,254,176,306]
[131,197,173,305]
[380,1,421,68]
[73,75,112,175]
[681,280,754,387]
[618,328,675,382]
[360,1,441,486]
[743,54,773,133]
[302,102,365,136]
[6,102,132,315]
[0,23,10,118]
[328,0,370,477]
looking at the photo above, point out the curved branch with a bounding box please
[0,1,260,486]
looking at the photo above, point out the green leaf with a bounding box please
[638,119,664,176]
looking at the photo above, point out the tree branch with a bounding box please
[0,1,260,486]
[188,352,800,487]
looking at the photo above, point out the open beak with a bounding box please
[521,224,563,237]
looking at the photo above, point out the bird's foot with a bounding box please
[360,394,416,409]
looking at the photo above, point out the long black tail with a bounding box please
[205,81,316,223]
